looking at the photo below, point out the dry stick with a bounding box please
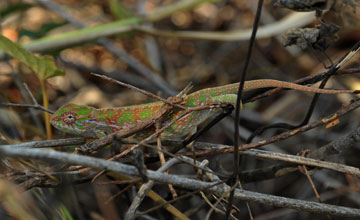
[90,72,186,110]
[139,184,223,219]
[105,184,134,205]
[59,57,150,90]
[0,103,54,114]
[23,82,53,137]
[96,162,190,220]
[138,182,227,218]
[18,159,59,183]
[298,150,323,202]
[84,116,360,184]
[201,191,234,219]
[138,141,227,177]
[2,146,360,217]
[232,124,360,183]
[196,161,237,220]
[156,123,178,199]
[124,142,229,180]
[99,179,142,186]
[248,149,360,176]
[11,70,43,130]
[105,173,188,220]
[139,157,347,218]
[197,161,239,218]
[197,161,223,216]
[0,138,85,148]
[244,43,360,144]
[301,166,323,201]
[135,157,230,219]
[187,142,360,177]
[0,82,54,114]
[22,83,36,103]
[201,162,241,219]
[187,98,360,157]
[298,152,333,220]
[82,114,228,184]
[204,195,240,220]
[83,108,205,182]
[125,157,190,220]
[111,150,227,218]
[229,0,264,218]
[8,133,359,214]
[145,129,360,182]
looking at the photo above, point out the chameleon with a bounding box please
[50,79,356,141]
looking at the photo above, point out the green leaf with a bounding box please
[0,34,64,79]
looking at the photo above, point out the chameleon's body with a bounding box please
[50,80,354,140]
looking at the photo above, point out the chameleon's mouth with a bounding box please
[50,119,79,135]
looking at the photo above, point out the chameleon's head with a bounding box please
[50,104,98,138]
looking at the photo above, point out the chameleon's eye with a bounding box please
[62,112,77,125]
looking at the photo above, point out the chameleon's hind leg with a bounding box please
[181,95,238,146]
[193,94,239,126]
[210,94,241,108]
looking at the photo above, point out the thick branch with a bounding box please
[0,146,360,217]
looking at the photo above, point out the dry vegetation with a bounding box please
[1,0,360,219]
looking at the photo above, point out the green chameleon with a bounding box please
[50,79,355,140]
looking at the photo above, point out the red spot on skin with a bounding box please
[63,112,77,125]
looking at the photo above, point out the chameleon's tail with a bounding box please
[241,79,356,94]
[186,79,357,107]
[203,79,356,95]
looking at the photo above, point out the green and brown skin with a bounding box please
[50,79,355,140]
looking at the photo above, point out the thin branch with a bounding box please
[89,72,186,109]
[1,138,85,148]
[23,83,39,105]
[0,103,54,114]
[228,0,263,218]
[0,147,360,217]
[188,142,360,176]
[125,156,186,220]
[58,57,151,90]
[238,125,360,183]
[187,98,360,156]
